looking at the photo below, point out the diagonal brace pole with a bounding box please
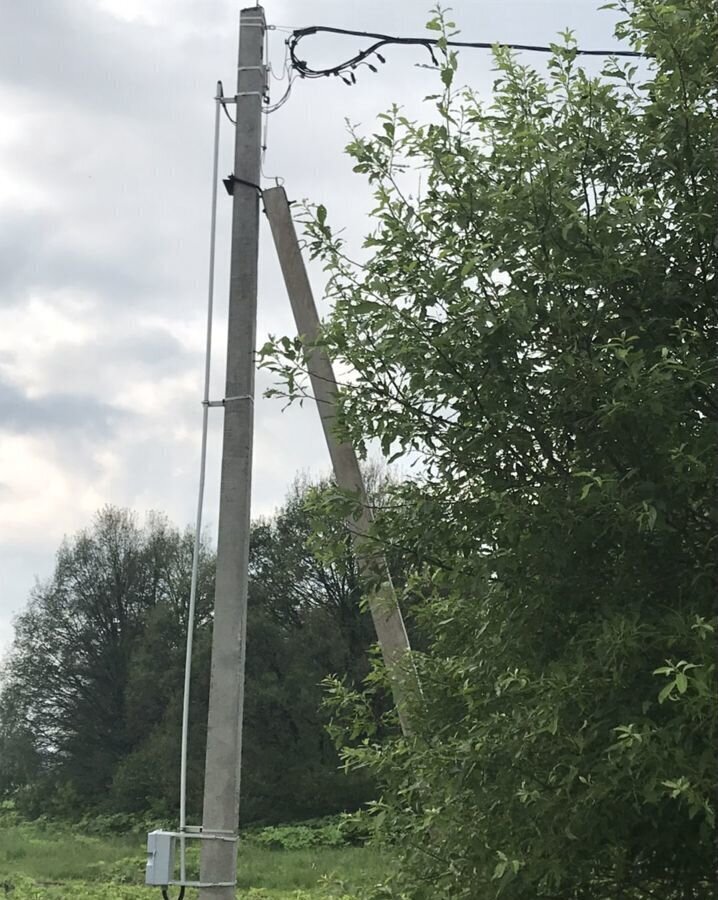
[263,186,418,734]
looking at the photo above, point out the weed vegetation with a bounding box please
[0,816,385,899]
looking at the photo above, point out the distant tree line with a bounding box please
[0,479,379,825]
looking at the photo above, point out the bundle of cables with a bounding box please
[287,25,645,85]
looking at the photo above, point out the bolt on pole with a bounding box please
[198,7,265,898]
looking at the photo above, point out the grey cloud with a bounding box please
[0,211,166,307]
[0,0,186,120]
[9,326,201,413]
[108,330,197,371]
[0,377,127,437]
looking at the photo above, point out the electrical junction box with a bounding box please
[146,830,176,886]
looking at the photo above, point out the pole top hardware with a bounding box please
[222,174,262,196]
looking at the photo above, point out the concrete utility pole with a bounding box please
[199,7,265,898]
[263,186,418,735]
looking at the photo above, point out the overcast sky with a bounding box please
[0,0,628,650]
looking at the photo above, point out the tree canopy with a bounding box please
[0,481,378,825]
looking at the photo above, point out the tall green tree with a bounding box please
[0,507,213,818]
[265,1,717,896]
[241,478,377,823]
[113,478,379,824]
[0,479,380,824]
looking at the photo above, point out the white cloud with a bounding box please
[0,434,108,539]
[0,293,97,391]
[95,0,164,26]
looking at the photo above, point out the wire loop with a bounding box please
[287,25,646,82]
[162,888,186,900]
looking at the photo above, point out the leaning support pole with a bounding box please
[263,186,417,735]
[199,8,265,898]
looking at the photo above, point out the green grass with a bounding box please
[0,822,139,880]
[0,822,387,899]
[236,845,385,894]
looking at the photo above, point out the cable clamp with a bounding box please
[237,65,267,72]
[236,90,265,97]
[203,395,254,407]
[179,826,239,842]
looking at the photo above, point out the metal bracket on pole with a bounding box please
[223,173,262,196]
[263,185,419,735]
[171,829,239,888]
[203,395,254,408]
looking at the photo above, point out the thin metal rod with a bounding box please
[179,81,222,884]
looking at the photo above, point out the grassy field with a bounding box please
[0,820,387,899]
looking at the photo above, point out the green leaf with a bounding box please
[493,861,507,880]
[658,682,674,704]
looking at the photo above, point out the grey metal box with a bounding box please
[146,830,176,886]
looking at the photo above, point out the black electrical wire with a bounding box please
[265,71,296,113]
[161,887,185,900]
[288,25,645,83]
[216,80,237,124]
[220,101,237,125]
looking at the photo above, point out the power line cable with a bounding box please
[221,102,236,125]
[288,25,645,83]
[268,22,292,83]
[217,80,237,125]
[264,70,296,114]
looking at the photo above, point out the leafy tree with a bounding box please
[241,477,378,823]
[0,480,380,824]
[264,1,717,897]
[0,507,213,818]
